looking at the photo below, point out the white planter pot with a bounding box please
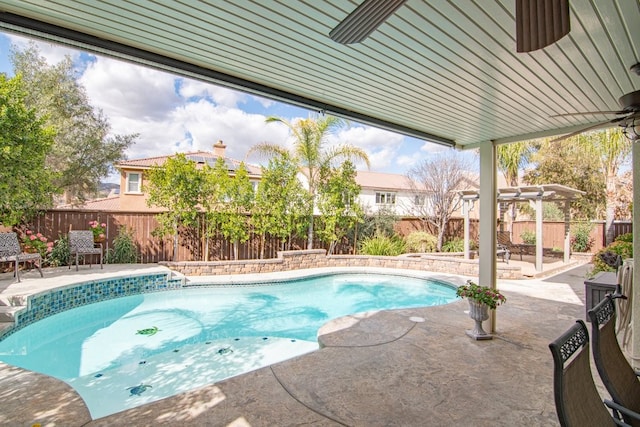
[466,300,492,340]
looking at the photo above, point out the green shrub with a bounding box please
[616,233,633,243]
[442,237,464,253]
[520,230,536,244]
[405,231,437,253]
[48,235,70,267]
[359,233,406,256]
[590,240,633,276]
[105,227,139,264]
[570,222,594,253]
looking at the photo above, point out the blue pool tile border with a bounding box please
[0,273,184,341]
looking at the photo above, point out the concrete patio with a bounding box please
[0,262,599,426]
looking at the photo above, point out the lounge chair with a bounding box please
[0,232,43,282]
[69,230,103,271]
[589,296,640,426]
[549,320,637,426]
[497,230,534,261]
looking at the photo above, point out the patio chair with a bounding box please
[589,296,640,426]
[69,230,103,271]
[0,232,43,282]
[497,230,534,261]
[549,320,636,426]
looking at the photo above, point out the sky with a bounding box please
[0,31,470,183]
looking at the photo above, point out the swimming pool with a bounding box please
[0,272,457,418]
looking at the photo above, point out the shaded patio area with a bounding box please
[0,263,595,426]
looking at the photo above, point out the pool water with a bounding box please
[0,273,456,418]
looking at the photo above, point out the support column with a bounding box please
[479,142,498,333]
[563,201,570,264]
[535,197,543,273]
[463,199,471,260]
[631,142,640,368]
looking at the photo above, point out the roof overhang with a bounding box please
[0,1,636,148]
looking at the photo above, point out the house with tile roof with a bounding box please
[355,170,482,219]
[75,140,262,212]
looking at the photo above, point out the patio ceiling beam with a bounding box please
[0,11,455,148]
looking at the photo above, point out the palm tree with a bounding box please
[577,128,631,245]
[249,115,370,248]
[496,141,534,232]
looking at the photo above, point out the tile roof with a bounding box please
[116,151,261,175]
[355,171,415,191]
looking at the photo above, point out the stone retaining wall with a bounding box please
[161,249,522,279]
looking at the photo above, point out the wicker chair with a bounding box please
[589,296,640,426]
[0,232,43,282]
[69,230,103,271]
[549,320,636,426]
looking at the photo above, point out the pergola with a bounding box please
[460,184,586,273]
[0,1,637,364]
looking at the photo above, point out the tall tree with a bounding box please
[577,128,631,244]
[253,155,310,258]
[316,161,363,254]
[523,134,622,221]
[406,152,471,251]
[249,115,370,248]
[497,140,534,231]
[145,154,203,260]
[217,161,254,260]
[11,43,136,203]
[0,74,58,226]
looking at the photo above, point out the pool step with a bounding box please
[0,305,22,323]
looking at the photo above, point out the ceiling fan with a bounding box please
[329,0,570,53]
[551,63,640,142]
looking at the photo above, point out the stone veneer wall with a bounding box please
[161,249,522,280]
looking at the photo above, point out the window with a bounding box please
[375,192,396,205]
[414,195,426,206]
[126,172,141,193]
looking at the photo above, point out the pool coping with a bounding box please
[0,263,591,425]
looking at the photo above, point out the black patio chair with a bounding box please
[549,320,635,426]
[589,296,640,426]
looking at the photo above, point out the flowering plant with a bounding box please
[21,229,54,255]
[89,220,107,240]
[455,280,506,310]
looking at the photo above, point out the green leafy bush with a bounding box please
[48,235,70,267]
[359,233,406,256]
[590,239,633,276]
[442,237,464,253]
[405,231,437,253]
[520,230,536,244]
[105,227,139,264]
[616,233,633,243]
[570,222,594,253]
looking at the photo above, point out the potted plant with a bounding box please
[456,280,506,340]
[21,229,54,257]
[89,220,107,243]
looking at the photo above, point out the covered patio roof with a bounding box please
[0,1,637,147]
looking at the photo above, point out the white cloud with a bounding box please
[80,56,180,120]
[336,125,405,171]
[178,79,248,107]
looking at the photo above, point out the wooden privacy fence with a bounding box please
[21,211,627,263]
[511,220,632,254]
[28,210,313,263]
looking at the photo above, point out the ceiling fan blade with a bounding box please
[551,119,620,142]
[516,0,570,53]
[550,111,626,117]
[329,0,407,44]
